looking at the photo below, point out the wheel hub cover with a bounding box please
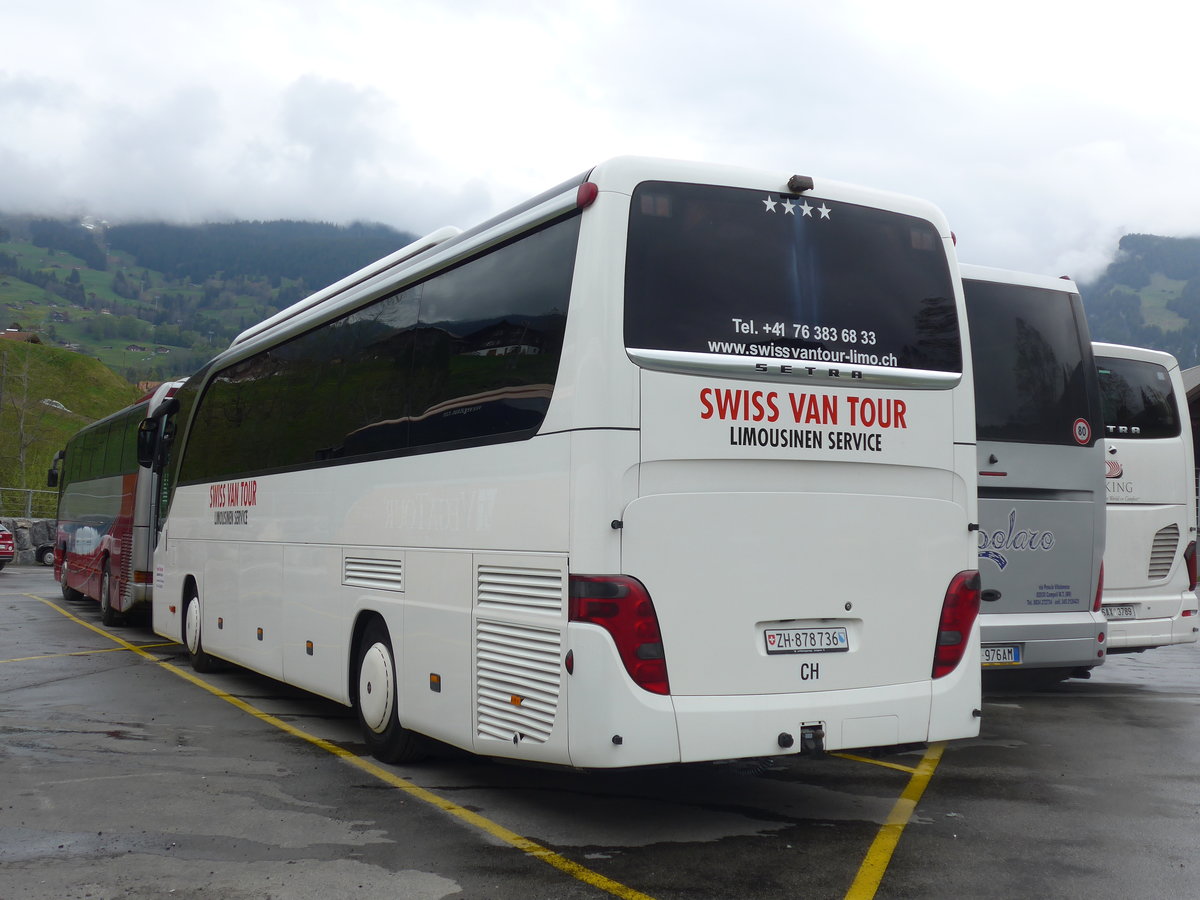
[185,600,202,655]
[358,643,394,733]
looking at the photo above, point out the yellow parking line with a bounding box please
[829,752,919,775]
[32,596,656,900]
[843,741,945,899]
[1,642,176,664]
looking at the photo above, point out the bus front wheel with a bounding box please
[182,590,218,673]
[61,561,84,602]
[354,618,424,764]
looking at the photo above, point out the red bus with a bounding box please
[48,382,181,624]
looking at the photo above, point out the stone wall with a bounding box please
[0,518,55,566]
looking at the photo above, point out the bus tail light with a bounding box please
[577,182,599,209]
[932,570,981,679]
[568,575,670,695]
[1184,542,1197,592]
[1094,561,1105,613]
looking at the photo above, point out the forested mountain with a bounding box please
[106,220,411,293]
[0,215,417,383]
[1079,234,1200,368]
[3,211,1199,381]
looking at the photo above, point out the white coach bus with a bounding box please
[146,157,982,767]
[1094,343,1199,650]
[961,266,1107,683]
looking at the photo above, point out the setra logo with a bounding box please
[1105,459,1123,478]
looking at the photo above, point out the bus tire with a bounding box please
[354,618,424,764]
[99,563,122,627]
[61,561,85,602]
[182,589,218,673]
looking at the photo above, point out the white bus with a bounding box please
[147,157,982,767]
[961,265,1107,682]
[1094,342,1199,649]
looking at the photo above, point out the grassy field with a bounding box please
[0,340,140,504]
[0,236,281,380]
[1138,273,1189,332]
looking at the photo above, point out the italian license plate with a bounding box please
[764,626,849,655]
[1104,605,1136,620]
[981,644,1022,666]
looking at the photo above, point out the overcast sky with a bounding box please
[3,0,1198,282]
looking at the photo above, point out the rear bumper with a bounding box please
[670,678,974,760]
[565,623,981,768]
[1106,614,1200,650]
[979,611,1107,670]
[1101,587,1199,650]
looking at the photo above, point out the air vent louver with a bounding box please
[343,557,404,592]
[1148,524,1180,581]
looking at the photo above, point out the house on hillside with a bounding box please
[1,329,41,344]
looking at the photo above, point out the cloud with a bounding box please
[2,0,1200,282]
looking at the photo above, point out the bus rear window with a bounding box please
[1096,356,1180,439]
[964,279,1096,446]
[623,181,961,373]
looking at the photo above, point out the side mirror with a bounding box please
[136,419,158,468]
[47,449,64,488]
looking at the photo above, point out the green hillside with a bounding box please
[1,229,271,380]
[0,214,416,384]
[0,340,140,511]
[1081,234,1200,367]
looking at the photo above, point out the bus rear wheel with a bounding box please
[99,564,122,627]
[182,589,218,673]
[354,618,424,764]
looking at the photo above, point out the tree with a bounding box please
[0,344,52,488]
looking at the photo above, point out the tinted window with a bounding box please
[624,182,961,372]
[965,279,1097,445]
[179,214,580,485]
[1096,356,1180,439]
[63,403,148,487]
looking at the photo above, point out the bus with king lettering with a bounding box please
[145,157,981,767]
[1094,342,1199,650]
[961,265,1107,683]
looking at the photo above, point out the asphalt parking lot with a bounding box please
[2,564,1198,900]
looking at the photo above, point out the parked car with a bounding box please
[0,524,15,571]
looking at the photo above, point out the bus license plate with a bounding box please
[1104,605,1136,620]
[765,627,849,655]
[981,644,1021,666]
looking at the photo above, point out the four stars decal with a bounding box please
[762,196,831,218]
